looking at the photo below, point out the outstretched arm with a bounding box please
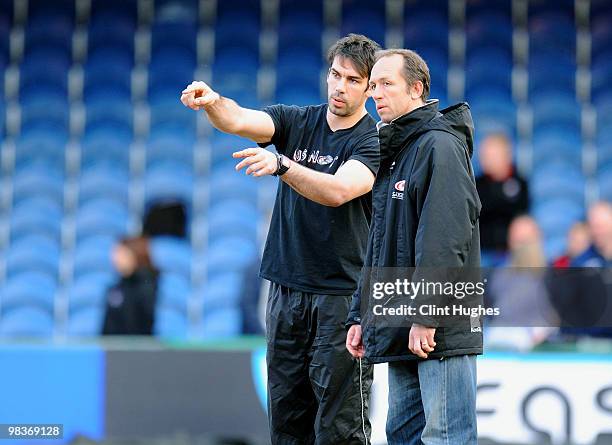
[180,81,275,143]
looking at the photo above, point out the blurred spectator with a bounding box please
[485,216,557,350]
[571,201,612,267]
[476,134,529,262]
[102,236,159,335]
[552,222,591,268]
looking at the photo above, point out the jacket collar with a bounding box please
[378,100,439,163]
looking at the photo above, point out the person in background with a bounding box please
[485,216,557,350]
[552,222,591,268]
[102,236,159,335]
[571,201,612,267]
[476,133,529,265]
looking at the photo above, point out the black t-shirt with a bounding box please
[258,104,379,295]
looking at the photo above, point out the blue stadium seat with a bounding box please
[468,89,516,135]
[533,199,584,258]
[150,237,192,280]
[21,94,70,133]
[154,307,189,338]
[532,127,583,166]
[12,166,64,204]
[144,162,194,203]
[530,164,585,203]
[67,272,114,313]
[529,53,576,95]
[15,125,68,172]
[91,0,138,26]
[67,307,104,337]
[341,0,386,45]
[73,235,116,277]
[205,235,258,276]
[215,6,260,55]
[591,50,612,102]
[404,9,448,61]
[151,22,197,61]
[148,48,196,97]
[529,9,575,55]
[466,11,513,52]
[465,47,513,96]
[9,197,63,242]
[80,123,132,168]
[598,170,612,201]
[78,166,130,206]
[207,170,259,205]
[531,93,581,130]
[212,48,259,96]
[200,272,243,312]
[5,235,61,278]
[596,124,612,168]
[149,94,196,134]
[207,200,259,239]
[200,307,242,338]
[278,16,323,56]
[209,131,256,166]
[75,199,129,241]
[157,272,190,313]
[84,49,133,100]
[1,271,57,312]
[24,14,73,60]
[0,307,54,338]
[20,48,70,97]
[88,14,135,56]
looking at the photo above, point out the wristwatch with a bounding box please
[273,154,291,177]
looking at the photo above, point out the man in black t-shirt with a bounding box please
[180,34,380,444]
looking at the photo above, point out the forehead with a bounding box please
[371,54,404,80]
[331,55,366,78]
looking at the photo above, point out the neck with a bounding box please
[326,105,368,132]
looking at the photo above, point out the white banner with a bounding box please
[369,352,612,445]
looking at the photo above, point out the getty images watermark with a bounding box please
[360,267,612,329]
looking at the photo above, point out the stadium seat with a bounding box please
[1,271,57,312]
[14,126,68,172]
[532,127,583,167]
[75,199,129,241]
[205,235,258,277]
[341,0,386,45]
[73,235,116,277]
[5,236,61,279]
[0,307,54,338]
[81,122,132,168]
[144,162,194,204]
[67,307,104,337]
[154,307,189,338]
[150,237,192,280]
[157,272,191,313]
[9,198,63,243]
[67,272,115,313]
[200,307,242,338]
[12,166,64,205]
[530,164,585,203]
[78,166,130,206]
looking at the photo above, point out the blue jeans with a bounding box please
[386,355,478,445]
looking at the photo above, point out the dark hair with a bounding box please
[327,33,382,79]
[375,49,431,100]
[119,236,157,272]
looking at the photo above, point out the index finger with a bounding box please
[232,148,260,158]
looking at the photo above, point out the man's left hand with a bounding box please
[233,147,278,177]
[409,323,436,359]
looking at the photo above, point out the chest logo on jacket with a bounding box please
[293,148,339,168]
[392,180,405,200]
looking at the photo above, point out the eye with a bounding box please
[384,81,391,86]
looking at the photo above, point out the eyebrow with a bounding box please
[331,67,364,81]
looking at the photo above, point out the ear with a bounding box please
[410,81,424,100]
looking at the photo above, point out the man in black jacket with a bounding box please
[346,49,482,444]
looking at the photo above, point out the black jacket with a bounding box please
[347,101,483,363]
[102,268,159,335]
